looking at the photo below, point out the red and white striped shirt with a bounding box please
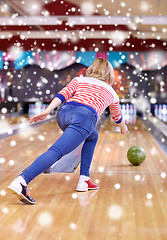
[56,77,122,122]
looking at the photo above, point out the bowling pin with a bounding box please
[154,104,158,117]
[125,104,130,125]
[121,104,126,117]
[158,105,163,120]
[162,104,167,122]
[133,105,137,124]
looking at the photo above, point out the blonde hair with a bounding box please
[86,57,114,85]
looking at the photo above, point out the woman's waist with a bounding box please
[64,101,98,121]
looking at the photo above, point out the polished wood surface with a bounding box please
[0,116,167,240]
[0,114,29,127]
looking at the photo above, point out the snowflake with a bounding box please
[0,190,6,196]
[115,183,121,189]
[0,158,5,164]
[69,222,77,230]
[146,193,153,199]
[95,179,100,184]
[98,166,104,173]
[1,108,7,114]
[10,140,16,147]
[38,212,53,227]
[108,205,123,220]
[160,172,166,179]
[134,175,141,181]
[150,147,157,155]
[81,2,95,15]
[2,207,9,214]
[72,193,77,199]
[65,176,70,181]
[119,141,125,147]
[38,135,45,141]
[8,160,15,166]
[105,147,111,152]
[140,2,150,12]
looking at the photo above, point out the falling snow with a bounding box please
[146,193,153,200]
[0,2,167,239]
[0,158,5,164]
[8,160,15,166]
[37,212,53,227]
[115,183,121,189]
[108,205,123,220]
[69,222,77,230]
[10,140,16,147]
[98,166,104,173]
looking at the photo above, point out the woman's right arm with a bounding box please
[29,97,62,124]
[109,102,129,134]
[116,119,129,134]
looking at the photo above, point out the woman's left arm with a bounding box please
[29,97,61,124]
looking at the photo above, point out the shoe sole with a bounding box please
[8,185,36,205]
[76,187,99,192]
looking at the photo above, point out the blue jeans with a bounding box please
[21,102,98,185]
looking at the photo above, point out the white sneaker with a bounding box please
[76,178,99,192]
[8,179,36,204]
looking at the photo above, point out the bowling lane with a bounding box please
[0,117,62,172]
[91,117,167,175]
[0,112,57,140]
[0,171,167,240]
[0,114,29,127]
[0,115,167,240]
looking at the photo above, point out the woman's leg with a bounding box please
[21,126,88,185]
[8,104,98,202]
[80,129,98,177]
[76,129,99,192]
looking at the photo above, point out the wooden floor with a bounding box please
[0,115,167,240]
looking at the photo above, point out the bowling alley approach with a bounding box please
[0,1,167,240]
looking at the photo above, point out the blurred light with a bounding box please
[0,158,5,164]
[109,31,128,45]
[65,176,70,181]
[151,26,157,32]
[38,212,53,227]
[134,175,141,181]
[95,179,100,184]
[119,141,125,147]
[160,172,166,179]
[115,183,121,189]
[105,147,111,152]
[69,222,77,230]
[1,108,7,114]
[120,2,126,7]
[10,140,16,146]
[150,98,157,104]
[146,193,152,199]
[2,207,9,214]
[108,205,123,220]
[140,2,150,12]
[38,135,45,141]
[26,2,42,15]
[0,190,6,196]
[72,193,77,199]
[81,2,95,15]
[98,166,104,172]
[0,4,10,12]
[8,160,15,166]
[8,46,23,59]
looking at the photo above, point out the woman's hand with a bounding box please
[29,110,49,124]
[117,120,129,134]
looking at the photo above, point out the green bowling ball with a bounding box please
[127,146,146,166]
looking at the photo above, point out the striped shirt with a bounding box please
[56,77,122,123]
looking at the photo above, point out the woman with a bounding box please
[8,58,128,204]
